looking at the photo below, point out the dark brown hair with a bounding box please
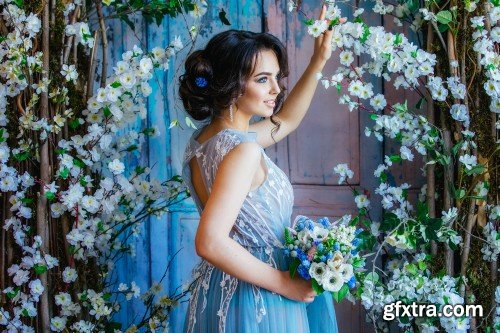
[179,30,289,136]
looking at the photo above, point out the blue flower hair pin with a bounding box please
[195,76,208,88]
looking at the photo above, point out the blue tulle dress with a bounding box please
[181,127,339,333]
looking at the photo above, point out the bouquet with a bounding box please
[284,215,366,302]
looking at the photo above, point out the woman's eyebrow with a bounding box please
[253,71,279,77]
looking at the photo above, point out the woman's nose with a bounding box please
[271,79,281,95]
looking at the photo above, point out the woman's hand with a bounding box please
[279,270,317,303]
[310,5,347,68]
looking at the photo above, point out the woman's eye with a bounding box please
[257,77,268,83]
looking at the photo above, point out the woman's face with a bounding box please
[236,49,281,118]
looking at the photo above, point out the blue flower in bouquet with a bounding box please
[296,221,305,231]
[320,255,326,262]
[355,228,363,235]
[306,220,314,231]
[351,238,360,247]
[297,264,311,280]
[317,243,324,252]
[333,242,340,251]
[347,276,356,288]
[301,259,311,268]
[350,249,358,256]
[318,217,330,228]
[326,251,333,260]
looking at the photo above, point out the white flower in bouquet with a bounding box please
[338,263,354,282]
[311,226,329,242]
[310,262,328,281]
[322,270,344,292]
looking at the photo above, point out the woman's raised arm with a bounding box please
[250,5,345,148]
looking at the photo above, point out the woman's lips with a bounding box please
[264,100,275,107]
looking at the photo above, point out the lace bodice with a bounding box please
[181,127,294,249]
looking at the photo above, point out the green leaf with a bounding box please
[284,228,294,245]
[415,97,425,109]
[289,259,300,279]
[45,191,56,201]
[126,145,138,152]
[105,322,122,333]
[0,128,4,142]
[103,292,112,301]
[394,33,402,45]
[349,216,359,227]
[21,197,34,204]
[332,284,349,302]
[359,23,370,43]
[6,287,19,299]
[438,23,449,33]
[390,155,403,163]
[452,141,463,156]
[69,118,80,130]
[456,188,466,199]
[436,10,453,25]
[336,83,342,94]
[172,175,183,183]
[491,0,500,7]
[73,158,86,169]
[103,106,111,117]
[14,151,29,161]
[379,172,387,183]
[79,177,88,187]
[34,264,47,275]
[465,164,486,175]
[135,166,146,175]
[369,114,379,120]
[312,279,324,295]
[59,167,70,179]
[417,261,427,271]
[352,257,365,268]
[448,239,458,250]
[55,148,67,155]
[303,18,314,26]
[365,272,379,283]
[219,8,231,25]
[12,0,23,8]
[405,263,418,275]
[416,201,429,222]
[119,14,136,30]
[110,81,122,88]
[380,212,399,232]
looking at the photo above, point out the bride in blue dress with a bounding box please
[179,6,342,333]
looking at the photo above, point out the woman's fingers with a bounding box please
[319,4,326,20]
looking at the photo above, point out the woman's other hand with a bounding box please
[279,270,317,303]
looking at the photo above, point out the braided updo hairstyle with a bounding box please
[179,30,288,134]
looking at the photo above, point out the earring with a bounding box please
[229,104,234,122]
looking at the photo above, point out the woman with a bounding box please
[180,6,342,333]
